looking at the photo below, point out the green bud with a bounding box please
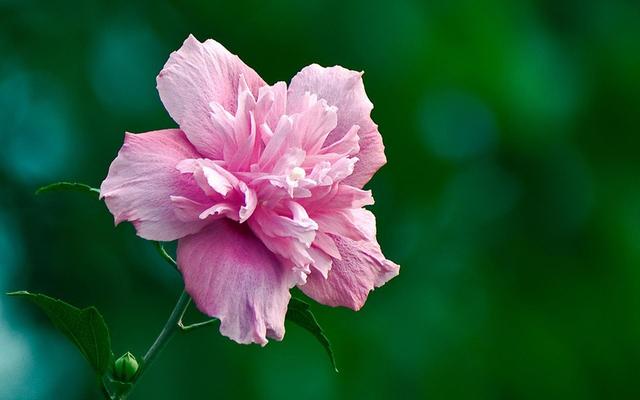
[113,352,139,381]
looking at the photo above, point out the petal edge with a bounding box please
[177,220,290,345]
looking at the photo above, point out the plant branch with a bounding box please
[140,290,190,375]
[115,290,191,399]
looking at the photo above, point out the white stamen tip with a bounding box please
[290,167,306,181]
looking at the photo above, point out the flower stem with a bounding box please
[141,290,190,373]
[115,290,191,399]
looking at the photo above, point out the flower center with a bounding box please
[288,166,306,181]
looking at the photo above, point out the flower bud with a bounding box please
[114,352,139,381]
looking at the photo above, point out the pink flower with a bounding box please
[100,35,399,345]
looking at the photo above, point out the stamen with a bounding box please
[289,166,306,181]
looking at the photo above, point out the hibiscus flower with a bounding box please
[100,35,399,345]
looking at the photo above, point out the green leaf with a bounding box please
[36,182,100,198]
[286,297,338,372]
[8,291,113,376]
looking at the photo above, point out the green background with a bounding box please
[1,0,640,398]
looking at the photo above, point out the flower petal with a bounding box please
[288,64,387,188]
[176,158,236,197]
[100,129,210,241]
[312,208,369,242]
[238,182,258,223]
[313,231,342,260]
[300,235,399,310]
[307,246,333,279]
[176,158,257,222]
[170,195,211,222]
[178,220,290,345]
[299,209,399,310]
[157,35,266,159]
[249,204,317,269]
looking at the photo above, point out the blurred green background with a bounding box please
[1,0,640,398]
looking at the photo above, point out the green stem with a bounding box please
[115,290,191,399]
[141,290,190,373]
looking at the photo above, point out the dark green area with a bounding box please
[1,0,639,399]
